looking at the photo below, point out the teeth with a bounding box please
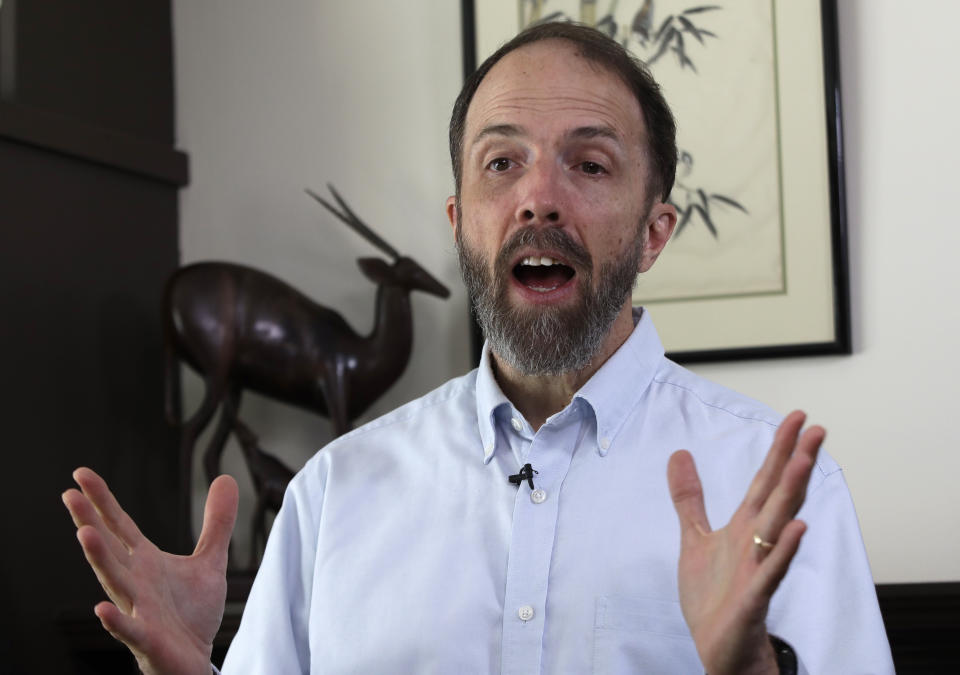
[521,256,559,266]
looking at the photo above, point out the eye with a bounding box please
[488,157,513,172]
[579,161,606,175]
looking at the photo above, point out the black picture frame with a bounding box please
[461,0,850,366]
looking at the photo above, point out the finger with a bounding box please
[752,519,806,599]
[742,411,806,512]
[667,450,712,541]
[194,474,239,565]
[76,525,136,613]
[95,600,148,653]
[73,467,145,550]
[63,488,131,563]
[756,426,824,539]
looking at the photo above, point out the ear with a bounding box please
[639,201,677,273]
[445,195,459,237]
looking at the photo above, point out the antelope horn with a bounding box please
[305,185,400,260]
[325,184,401,260]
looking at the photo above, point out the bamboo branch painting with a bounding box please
[518,0,748,240]
[472,0,844,354]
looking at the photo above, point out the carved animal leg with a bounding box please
[163,327,181,427]
[231,414,260,451]
[320,365,352,438]
[203,385,242,486]
[178,376,225,551]
[231,416,268,571]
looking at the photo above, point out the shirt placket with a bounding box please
[499,411,582,675]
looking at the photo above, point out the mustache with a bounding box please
[494,226,593,276]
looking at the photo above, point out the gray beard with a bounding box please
[456,222,644,376]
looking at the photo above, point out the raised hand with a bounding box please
[667,411,824,675]
[63,467,238,675]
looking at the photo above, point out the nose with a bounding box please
[515,161,563,226]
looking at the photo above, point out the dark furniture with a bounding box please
[0,2,186,672]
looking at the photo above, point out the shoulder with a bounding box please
[292,369,479,483]
[651,358,782,428]
[334,368,478,445]
[648,358,840,484]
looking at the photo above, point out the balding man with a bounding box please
[64,22,893,674]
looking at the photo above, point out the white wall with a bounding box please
[174,0,959,582]
[693,0,960,583]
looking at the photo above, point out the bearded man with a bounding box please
[63,22,893,675]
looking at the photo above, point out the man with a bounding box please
[63,22,893,674]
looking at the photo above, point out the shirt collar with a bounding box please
[474,307,665,462]
[574,307,664,456]
[475,345,513,464]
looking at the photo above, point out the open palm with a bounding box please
[668,411,823,675]
[63,467,238,675]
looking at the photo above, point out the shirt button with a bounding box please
[511,417,523,432]
[530,488,547,504]
[600,437,611,450]
[518,605,535,621]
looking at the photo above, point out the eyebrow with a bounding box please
[567,125,622,143]
[473,123,524,144]
[472,123,622,146]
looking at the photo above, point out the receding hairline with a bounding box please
[469,37,644,115]
[463,41,647,154]
[449,24,677,202]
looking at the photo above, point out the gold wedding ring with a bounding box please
[753,533,775,550]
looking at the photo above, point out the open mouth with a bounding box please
[512,255,576,292]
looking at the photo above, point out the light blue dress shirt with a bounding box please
[222,309,893,674]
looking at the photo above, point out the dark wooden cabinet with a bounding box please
[877,582,960,673]
[0,2,187,671]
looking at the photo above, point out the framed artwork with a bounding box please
[461,0,850,363]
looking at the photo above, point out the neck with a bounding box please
[491,304,635,430]
[369,284,412,367]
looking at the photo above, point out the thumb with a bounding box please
[194,474,239,563]
[667,450,711,541]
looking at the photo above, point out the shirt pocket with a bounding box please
[593,596,703,674]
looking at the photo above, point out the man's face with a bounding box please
[447,40,675,375]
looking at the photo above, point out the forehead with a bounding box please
[466,39,646,146]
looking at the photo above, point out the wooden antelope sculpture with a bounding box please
[163,185,450,550]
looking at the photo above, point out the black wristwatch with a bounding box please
[703,636,797,675]
[769,635,798,675]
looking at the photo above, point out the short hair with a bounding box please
[449,22,677,203]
